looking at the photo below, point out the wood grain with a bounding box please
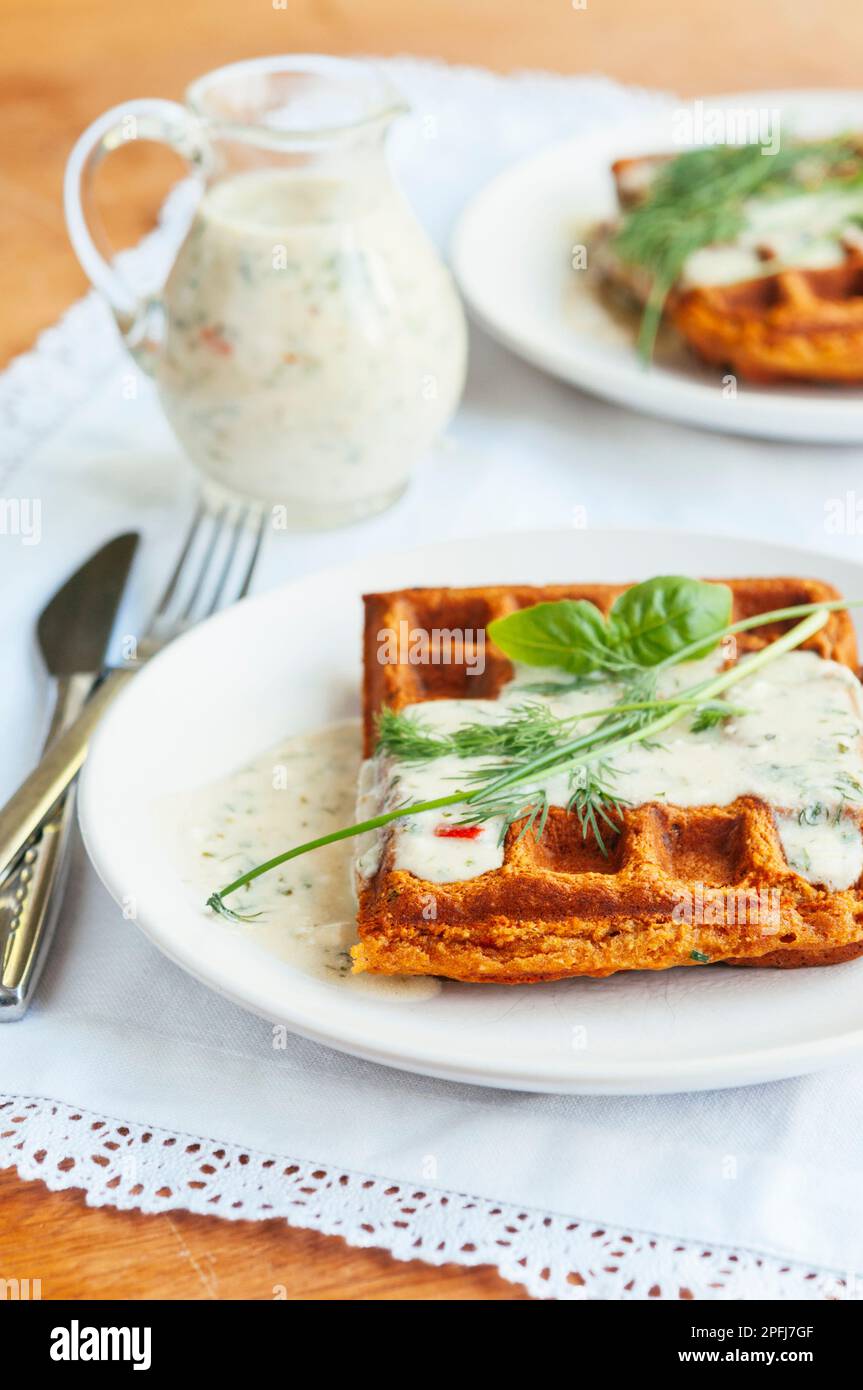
[4,0,862,364]
[0,1167,528,1300]
[3,0,857,1300]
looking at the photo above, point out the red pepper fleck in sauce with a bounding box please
[434,824,482,839]
[199,325,233,357]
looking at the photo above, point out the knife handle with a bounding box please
[0,782,79,1018]
[0,666,135,886]
[0,674,90,1018]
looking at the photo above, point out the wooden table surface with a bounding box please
[2,0,856,1300]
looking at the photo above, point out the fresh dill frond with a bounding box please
[207,607,838,913]
[689,700,746,733]
[566,761,628,855]
[457,762,627,857]
[374,707,455,761]
[447,703,568,759]
[690,703,728,733]
[461,788,551,847]
[613,137,861,361]
[376,682,742,856]
[609,668,658,729]
[837,772,863,801]
[376,702,571,763]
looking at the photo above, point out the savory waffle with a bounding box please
[353,578,863,983]
[600,151,863,384]
[670,252,863,384]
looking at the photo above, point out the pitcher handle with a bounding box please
[64,99,208,370]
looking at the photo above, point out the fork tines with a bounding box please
[154,499,266,636]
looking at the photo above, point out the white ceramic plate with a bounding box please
[79,528,863,1094]
[451,90,863,443]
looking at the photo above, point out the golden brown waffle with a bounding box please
[354,578,863,983]
[604,152,863,384]
[611,154,672,209]
[670,252,863,384]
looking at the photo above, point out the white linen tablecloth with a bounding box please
[2,60,863,1301]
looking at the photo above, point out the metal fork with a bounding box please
[139,497,265,656]
[0,498,266,883]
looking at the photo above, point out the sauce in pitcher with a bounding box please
[155,166,467,523]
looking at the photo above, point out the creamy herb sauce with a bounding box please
[156,168,467,520]
[170,719,438,999]
[361,651,863,890]
[681,187,863,288]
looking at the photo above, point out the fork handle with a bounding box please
[0,666,136,883]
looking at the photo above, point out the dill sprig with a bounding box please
[457,759,629,856]
[567,760,629,855]
[375,701,567,763]
[415,611,830,849]
[613,136,862,361]
[690,700,746,733]
[207,606,839,917]
[375,682,709,767]
[461,786,551,847]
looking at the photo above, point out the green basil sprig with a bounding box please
[487,576,732,673]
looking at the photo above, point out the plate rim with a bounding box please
[79,523,863,1094]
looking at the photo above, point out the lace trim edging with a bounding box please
[1,1094,856,1302]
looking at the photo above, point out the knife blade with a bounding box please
[0,532,139,1018]
[37,532,139,677]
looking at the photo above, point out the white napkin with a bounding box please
[2,60,863,1298]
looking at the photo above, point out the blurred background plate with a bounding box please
[452,90,863,443]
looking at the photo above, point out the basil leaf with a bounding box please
[607,576,732,666]
[488,599,611,674]
[489,577,733,674]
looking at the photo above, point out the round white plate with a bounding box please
[451,90,863,443]
[79,528,863,1094]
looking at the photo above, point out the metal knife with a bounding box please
[0,532,139,1019]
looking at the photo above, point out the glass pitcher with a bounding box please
[65,56,468,527]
